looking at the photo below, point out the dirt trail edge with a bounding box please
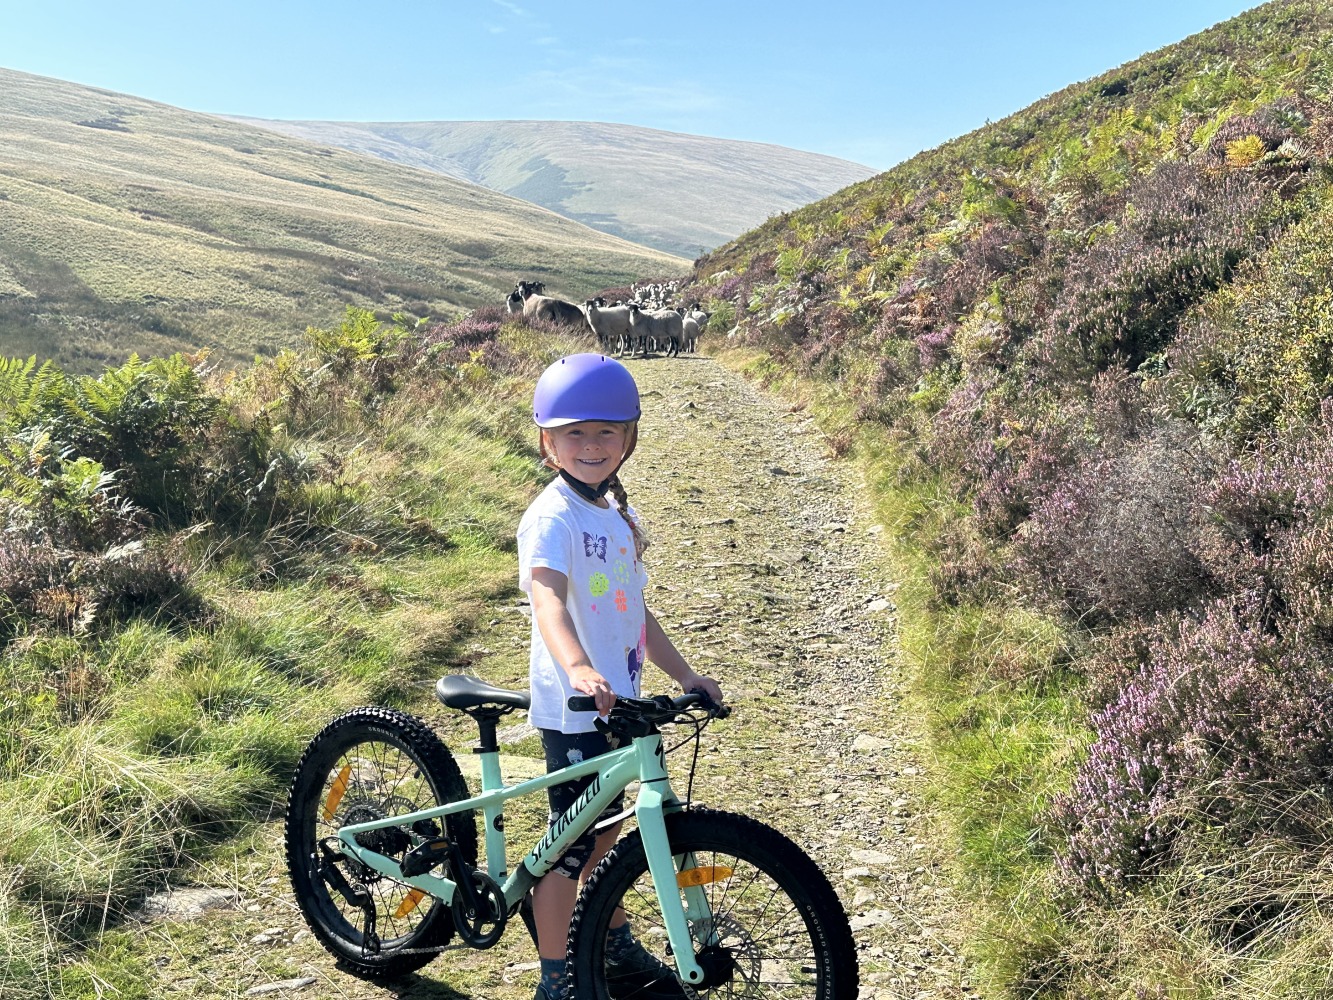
[131,356,978,1000]
[621,356,976,1000]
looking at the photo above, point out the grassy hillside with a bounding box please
[0,69,685,374]
[0,305,561,998]
[684,0,1333,994]
[225,118,875,258]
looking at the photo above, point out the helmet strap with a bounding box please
[559,468,613,503]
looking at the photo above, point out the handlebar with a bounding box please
[567,689,731,724]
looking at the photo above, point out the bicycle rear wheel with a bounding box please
[568,808,858,999]
[284,706,476,979]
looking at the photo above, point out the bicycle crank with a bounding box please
[451,869,507,948]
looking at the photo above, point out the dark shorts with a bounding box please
[540,728,625,879]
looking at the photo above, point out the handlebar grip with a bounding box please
[687,688,731,719]
[568,695,598,712]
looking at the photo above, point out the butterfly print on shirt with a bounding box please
[583,532,608,561]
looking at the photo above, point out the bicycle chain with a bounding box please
[365,941,467,956]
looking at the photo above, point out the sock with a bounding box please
[606,922,635,960]
[538,956,567,997]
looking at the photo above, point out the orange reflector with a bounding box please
[676,866,734,888]
[323,765,352,821]
[394,888,427,919]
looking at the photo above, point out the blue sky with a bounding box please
[2,0,1258,170]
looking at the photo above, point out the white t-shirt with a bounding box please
[518,478,649,733]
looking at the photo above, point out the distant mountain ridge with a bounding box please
[224,118,876,258]
[0,68,683,372]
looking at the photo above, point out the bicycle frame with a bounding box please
[335,726,714,987]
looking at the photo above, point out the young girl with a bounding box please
[518,353,724,1000]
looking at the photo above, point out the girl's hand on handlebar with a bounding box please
[682,670,723,708]
[568,665,616,715]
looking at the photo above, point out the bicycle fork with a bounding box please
[633,737,716,989]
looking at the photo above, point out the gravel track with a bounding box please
[133,355,977,1000]
[622,355,976,1000]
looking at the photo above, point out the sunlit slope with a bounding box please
[227,118,876,258]
[0,68,684,372]
[682,1,1333,995]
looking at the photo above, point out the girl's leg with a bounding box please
[533,821,624,958]
[532,868,581,959]
[584,824,628,928]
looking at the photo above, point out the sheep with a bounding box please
[626,302,683,358]
[682,305,709,353]
[516,279,584,327]
[681,316,701,354]
[506,289,524,314]
[584,297,633,354]
[629,279,680,311]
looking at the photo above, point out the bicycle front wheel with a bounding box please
[568,808,859,999]
[284,706,476,979]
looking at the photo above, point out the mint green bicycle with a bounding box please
[285,675,859,998]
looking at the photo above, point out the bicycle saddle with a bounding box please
[435,674,531,711]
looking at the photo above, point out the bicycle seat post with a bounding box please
[461,705,510,881]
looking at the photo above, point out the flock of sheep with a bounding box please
[506,280,709,358]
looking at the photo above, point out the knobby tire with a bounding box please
[284,706,476,979]
[568,808,859,999]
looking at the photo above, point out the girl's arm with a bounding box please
[645,607,724,704]
[531,566,617,714]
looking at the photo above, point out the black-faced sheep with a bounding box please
[516,280,584,327]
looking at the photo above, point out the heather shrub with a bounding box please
[0,532,70,642]
[1013,424,1218,624]
[1273,519,1333,637]
[968,416,1083,539]
[1040,161,1282,376]
[1203,108,1294,164]
[0,528,199,644]
[1205,426,1333,554]
[1164,188,1333,443]
[1198,418,1333,636]
[1053,594,1333,897]
[419,304,506,355]
[915,325,955,372]
[77,539,201,629]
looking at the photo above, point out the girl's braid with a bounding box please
[606,473,649,558]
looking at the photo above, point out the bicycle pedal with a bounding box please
[401,837,451,877]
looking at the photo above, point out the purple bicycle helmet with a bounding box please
[532,353,641,427]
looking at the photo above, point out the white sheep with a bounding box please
[584,298,633,354]
[627,302,683,358]
[682,305,709,353]
[681,316,701,354]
